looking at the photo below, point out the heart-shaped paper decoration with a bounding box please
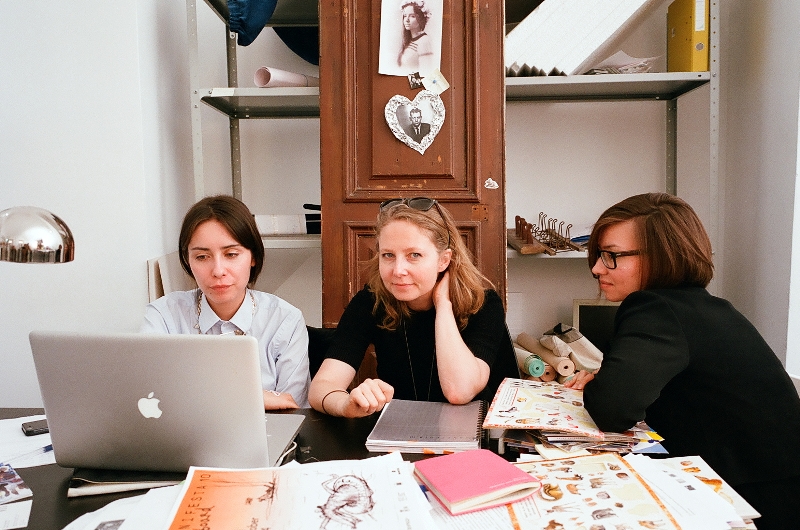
[384,90,445,155]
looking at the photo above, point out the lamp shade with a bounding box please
[0,206,75,263]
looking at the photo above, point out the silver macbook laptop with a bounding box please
[29,331,303,472]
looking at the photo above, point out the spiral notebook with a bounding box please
[365,399,485,454]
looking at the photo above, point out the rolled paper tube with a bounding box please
[523,375,542,382]
[514,346,546,377]
[516,332,547,355]
[535,347,576,376]
[557,374,574,385]
[539,363,557,382]
[253,66,320,88]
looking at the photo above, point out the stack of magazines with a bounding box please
[483,378,665,455]
[501,421,663,455]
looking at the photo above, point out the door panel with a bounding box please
[320,0,506,328]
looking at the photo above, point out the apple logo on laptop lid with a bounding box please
[138,391,163,419]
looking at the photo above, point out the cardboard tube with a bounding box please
[535,348,576,376]
[517,332,574,376]
[254,66,320,88]
[539,363,557,382]
[514,345,546,377]
[516,332,546,354]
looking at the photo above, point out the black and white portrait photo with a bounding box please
[378,0,443,77]
[384,90,445,155]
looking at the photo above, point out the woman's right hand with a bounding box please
[342,378,394,418]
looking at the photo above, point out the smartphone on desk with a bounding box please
[21,419,49,436]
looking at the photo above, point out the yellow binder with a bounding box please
[667,0,709,72]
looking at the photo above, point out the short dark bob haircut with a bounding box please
[178,195,264,286]
[587,192,714,290]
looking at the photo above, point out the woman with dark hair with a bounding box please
[397,1,433,74]
[568,192,800,529]
[309,197,518,418]
[141,195,310,410]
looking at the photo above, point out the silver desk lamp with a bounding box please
[0,206,75,263]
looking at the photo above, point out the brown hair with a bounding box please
[178,195,264,285]
[365,201,492,330]
[587,193,714,289]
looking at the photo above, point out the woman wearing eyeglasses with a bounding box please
[309,197,518,418]
[567,192,800,529]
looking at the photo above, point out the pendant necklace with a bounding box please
[402,318,435,401]
[194,288,256,335]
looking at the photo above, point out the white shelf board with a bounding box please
[262,234,321,249]
[505,71,710,101]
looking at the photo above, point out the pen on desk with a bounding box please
[6,444,54,465]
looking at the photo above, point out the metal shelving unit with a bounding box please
[186,0,319,203]
[505,1,720,257]
[186,0,320,249]
[187,1,719,255]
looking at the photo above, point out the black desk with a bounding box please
[3,407,390,530]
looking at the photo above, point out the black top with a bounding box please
[327,287,518,403]
[583,286,800,486]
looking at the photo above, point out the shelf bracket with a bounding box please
[665,98,677,195]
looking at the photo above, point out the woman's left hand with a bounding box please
[433,271,451,309]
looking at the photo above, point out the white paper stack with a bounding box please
[254,214,307,236]
[505,0,663,76]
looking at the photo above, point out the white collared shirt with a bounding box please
[141,288,310,407]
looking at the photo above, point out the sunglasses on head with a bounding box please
[378,197,451,249]
[379,197,439,211]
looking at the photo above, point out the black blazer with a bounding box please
[584,286,800,486]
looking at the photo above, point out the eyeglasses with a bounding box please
[379,197,451,249]
[598,249,640,269]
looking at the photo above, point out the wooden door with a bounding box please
[320,0,506,330]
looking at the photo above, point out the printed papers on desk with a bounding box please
[365,399,484,454]
[164,453,435,530]
[484,378,664,454]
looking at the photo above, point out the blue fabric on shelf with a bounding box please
[274,26,320,65]
[228,0,278,46]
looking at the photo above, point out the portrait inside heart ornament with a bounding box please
[384,90,445,155]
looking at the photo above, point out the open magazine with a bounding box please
[483,378,663,453]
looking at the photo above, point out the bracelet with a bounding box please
[321,389,349,415]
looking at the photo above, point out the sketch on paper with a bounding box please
[316,474,375,529]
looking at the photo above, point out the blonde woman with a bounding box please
[309,198,518,418]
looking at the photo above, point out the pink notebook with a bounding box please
[414,449,539,515]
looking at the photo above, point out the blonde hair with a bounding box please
[366,201,492,330]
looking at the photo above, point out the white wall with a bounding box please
[718,1,800,364]
[0,2,156,407]
[0,1,321,407]
[790,118,800,372]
